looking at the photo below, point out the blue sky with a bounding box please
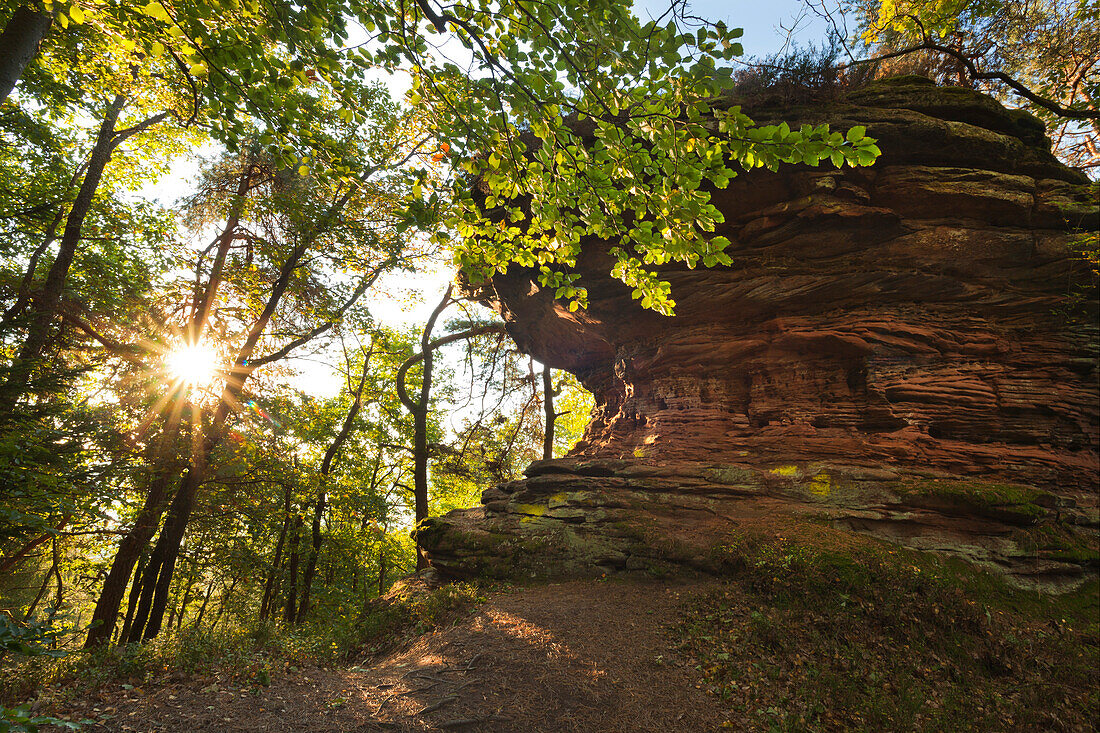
[636,0,836,58]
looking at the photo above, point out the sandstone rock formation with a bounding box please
[421,77,1099,590]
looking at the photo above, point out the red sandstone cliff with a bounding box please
[421,77,1099,589]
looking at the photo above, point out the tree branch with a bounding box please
[846,38,1098,120]
[395,321,506,415]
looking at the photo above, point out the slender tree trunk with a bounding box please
[46,538,63,621]
[129,465,203,642]
[297,352,371,623]
[117,171,256,643]
[358,545,386,622]
[294,484,325,625]
[377,552,387,597]
[212,574,240,631]
[165,589,179,630]
[193,579,215,629]
[119,553,148,644]
[0,5,53,104]
[175,590,191,631]
[171,570,197,631]
[120,162,371,642]
[395,290,504,570]
[0,155,90,330]
[259,483,293,623]
[22,537,60,621]
[396,287,451,570]
[542,365,556,460]
[284,513,302,623]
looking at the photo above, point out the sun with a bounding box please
[165,341,219,389]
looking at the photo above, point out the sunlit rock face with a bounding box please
[421,77,1099,590]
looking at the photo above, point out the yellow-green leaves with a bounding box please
[141,1,171,22]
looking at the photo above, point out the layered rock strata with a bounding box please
[421,77,1099,589]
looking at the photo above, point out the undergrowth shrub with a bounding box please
[0,581,487,718]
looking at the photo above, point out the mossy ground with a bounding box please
[675,525,1098,732]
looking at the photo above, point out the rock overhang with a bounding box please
[430,77,1099,590]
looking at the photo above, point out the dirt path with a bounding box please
[53,579,726,732]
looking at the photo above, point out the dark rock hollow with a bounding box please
[421,77,1100,590]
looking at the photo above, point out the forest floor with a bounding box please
[43,578,729,732]
[36,525,1100,732]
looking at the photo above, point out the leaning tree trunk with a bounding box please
[119,162,381,642]
[0,5,53,104]
[118,552,148,644]
[297,353,371,622]
[84,408,184,648]
[0,513,71,576]
[192,579,215,629]
[259,483,293,623]
[126,465,201,643]
[3,94,125,408]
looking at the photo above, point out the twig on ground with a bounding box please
[456,653,483,671]
[375,692,398,715]
[414,695,458,716]
[411,672,447,683]
[439,716,509,728]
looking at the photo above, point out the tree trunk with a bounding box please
[84,163,254,648]
[129,465,203,642]
[212,574,240,631]
[0,160,86,329]
[396,287,452,570]
[0,5,53,104]
[259,483,293,623]
[165,587,179,630]
[3,94,126,407]
[0,513,71,575]
[542,365,556,460]
[193,579,215,629]
[117,170,259,643]
[118,553,148,644]
[284,512,302,623]
[172,570,197,631]
[294,481,325,625]
[85,410,184,648]
[22,537,60,621]
[395,305,505,569]
[297,351,371,623]
[377,551,387,597]
[115,161,370,642]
